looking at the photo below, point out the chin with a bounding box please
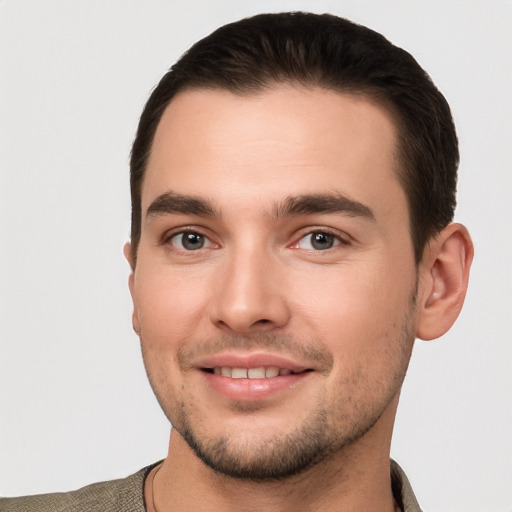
[170,401,383,482]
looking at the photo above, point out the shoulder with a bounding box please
[391,459,423,512]
[0,464,157,512]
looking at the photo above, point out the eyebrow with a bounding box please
[145,191,375,222]
[277,193,375,221]
[146,191,217,219]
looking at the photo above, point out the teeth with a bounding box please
[231,368,248,379]
[212,366,295,379]
[265,366,279,378]
[248,367,266,379]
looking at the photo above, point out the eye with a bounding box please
[297,231,342,251]
[169,231,212,251]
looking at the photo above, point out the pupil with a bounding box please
[312,232,334,250]
[183,233,204,250]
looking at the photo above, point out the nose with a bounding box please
[209,246,291,334]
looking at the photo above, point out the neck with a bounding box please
[147,404,400,512]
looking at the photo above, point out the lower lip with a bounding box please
[201,371,311,402]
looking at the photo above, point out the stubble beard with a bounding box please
[175,397,336,481]
[142,301,416,482]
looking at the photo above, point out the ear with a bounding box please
[416,223,474,341]
[123,241,140,336]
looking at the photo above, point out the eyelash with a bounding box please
[291,228,350,252]
[163,226,350,254]
[164,228,216,252]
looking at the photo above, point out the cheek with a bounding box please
[133,267,209,344]
[291,260,416,358]
[133,270,201,416]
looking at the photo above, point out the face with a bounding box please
[129,86,419,480]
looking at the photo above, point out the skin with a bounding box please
[125,86,473,511]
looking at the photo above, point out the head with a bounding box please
[125,13,472,481]
[130,11,459,267]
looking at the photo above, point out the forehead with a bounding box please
[143,86,404,218]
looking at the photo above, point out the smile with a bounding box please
[198,356,314,401]
[208,366,299,379]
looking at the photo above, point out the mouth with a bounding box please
[194,353,314,401]
[202,366,312,379]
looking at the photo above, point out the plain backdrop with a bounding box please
[0,1,511,510]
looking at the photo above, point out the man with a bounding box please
[1,11,473,512]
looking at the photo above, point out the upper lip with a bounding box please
[194,351,311,373]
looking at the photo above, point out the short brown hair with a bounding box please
[130,12,458,265]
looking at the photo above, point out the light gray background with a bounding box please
[1,1,511,510]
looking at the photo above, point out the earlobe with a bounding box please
[123,241,141,336]
[123,241,135,271]
[416,223,474,341]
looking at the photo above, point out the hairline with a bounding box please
[131,81,419,266]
